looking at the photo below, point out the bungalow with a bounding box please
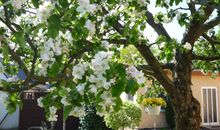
[122,70,220,129]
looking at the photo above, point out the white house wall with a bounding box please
[0,73,19,129]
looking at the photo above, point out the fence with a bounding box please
[19,92,79,130]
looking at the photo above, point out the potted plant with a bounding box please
[141,97,166,115]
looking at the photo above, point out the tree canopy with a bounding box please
[0,0,220,129]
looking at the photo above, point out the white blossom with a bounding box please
[99,91,115,113]
[72,62,88,79]
[37,62,49,76]
[48,106,58,122]
[89,84,97,94]
[60,31,73,43]
[69,106,85,117]
[36,1,53,22]
[76,83,86,95]
[160,42,166,48]
[199,9,205,16]
[76,0,97,15]
[91,51,113,75]
[11,0,26,10]
[101,41,111,49]
[37,97,44,107]
[61,96,71,106]
[163,15,172,23]
[183,42,192,50]
[85,20,96,36]
[126,66,146,85]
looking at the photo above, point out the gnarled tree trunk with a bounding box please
[171,51,202,130]
[171,94,201,130]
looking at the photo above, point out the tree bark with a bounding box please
[171,50,202,130]
[172,95,201,130]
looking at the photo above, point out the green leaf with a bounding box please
[2,44,9,61]
[111,79,126,97]
[169,0,174,6]
[59,0,69,8]
[48,15,61,38]
[175,0,182,5]
[49,61,60,76]
[6,103,17,114]
[31,0,40,8]
[63,105,73,119]
[113,97,122,111]
[13,31,25,48]
[125,79,139,95]
[58,89,68,96]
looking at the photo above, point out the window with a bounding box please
[202,87,219,125]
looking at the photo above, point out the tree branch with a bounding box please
[0,81,42,93]
[182,4,214,44]
[203,15,220,31]
[187,2,196,14]
[102,39,129,45]
[192,54,220,61]
[145,11,171,40]
[62,45,93,73]
[202,33,220,45]
[135,44,176,95]
[6,44,29,75]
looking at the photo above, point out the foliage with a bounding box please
[0,0,220,129]
[104,102,141,130]
[79,104,111,130]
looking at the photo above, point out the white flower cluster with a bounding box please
[48,106,58,122]
[69,106,85,117]
[72,62,89,80]
[76,83,87,95]
[70,51,116,116]
[97,90,115,116]
[126,66,146,85]
[37,31,73,76]
[37,97,44,108]
[36,1,54,22]
[91,51,113,75]
[11,0,26,10]
[76,0,97,15]
[183,42,192,50]
[61,96,71,106]
[85,20,96,36]
[40,38,62,62]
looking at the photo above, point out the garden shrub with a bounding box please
[79,104,111,130]
[104,101,141,130]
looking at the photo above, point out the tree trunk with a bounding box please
[172,95,201,130]
[171,50,202,130]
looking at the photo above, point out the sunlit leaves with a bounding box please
[48,15,61,38]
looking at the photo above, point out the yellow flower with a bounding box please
[141,97,166,107]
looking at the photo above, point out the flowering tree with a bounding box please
[0,0,220,130]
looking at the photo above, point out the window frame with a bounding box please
[201,86,219,126]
